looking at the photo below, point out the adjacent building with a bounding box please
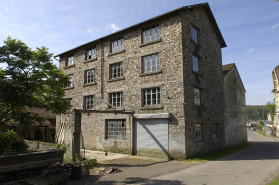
[272,65,279,135]
[54,3,241,159]
[223,63,247,146]
[11,108,56,143]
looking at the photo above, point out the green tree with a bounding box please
[266,101,276,123]
[0,36,70,129]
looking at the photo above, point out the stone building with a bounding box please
[11,108,56,143]
[272,65,279,135]
[222,63,247,147]
[55,2,228,159]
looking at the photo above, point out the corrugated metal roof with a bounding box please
[54,2,226,58]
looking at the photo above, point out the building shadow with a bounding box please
[60,175,185,185]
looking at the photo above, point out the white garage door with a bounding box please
[135,119,169,159]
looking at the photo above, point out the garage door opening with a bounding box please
[134,119,169,159]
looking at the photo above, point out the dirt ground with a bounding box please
[60,155,199,185]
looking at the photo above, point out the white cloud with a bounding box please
[246,48,255,52]
[87,23,121,34]
[107,23,121,32]
[271,23,279,30]
[246,92,274,105]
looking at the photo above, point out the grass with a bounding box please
[255,131,269,137]
[186,142,252,162]
[269,175,279,185]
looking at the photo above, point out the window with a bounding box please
[212,124,218,139]
[111,36,123,53]
[109,62,123,79]
[142,87,160,106]
[67,54,74,66]
[86,47,96,60]
[196,124,202,142]
[106,119,126,140]
[191,26,198,43]
[84,95,94,109]
[194,88,200,105]
[193,56,199,73]
[84,69,95,84]
[109,92,122,109]
[66,98,72,110]
[142,54,160,73]
[142,24,159,43]
[68,74,73,87]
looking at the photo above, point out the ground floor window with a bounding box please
[212,124,218,139]
[195,123,202,142]
[106,119,126,140]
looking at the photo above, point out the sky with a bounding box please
[0,0,278,105]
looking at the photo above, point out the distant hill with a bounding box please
[246,105,268,121]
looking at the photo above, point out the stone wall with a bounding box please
[181,7,225,158]
[57,6,226,159]
[57,12,186,158]
[25,140,56,151]
[224,66,247,147]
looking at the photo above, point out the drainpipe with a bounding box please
[98,39,104,100]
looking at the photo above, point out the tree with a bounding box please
[266,101,276,123]
[0,36,70,129]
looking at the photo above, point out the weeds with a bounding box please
[186,142,252,162]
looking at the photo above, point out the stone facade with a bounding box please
[223,64,247,147]
[56,3,228,159]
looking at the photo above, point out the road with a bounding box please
[132,130,279,185]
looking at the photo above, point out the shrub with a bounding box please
[0,130,28,154]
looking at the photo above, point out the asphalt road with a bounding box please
[132,130,279,185]
[62,130,279,185]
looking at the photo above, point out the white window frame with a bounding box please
[84,69,95,84]
[86,46,96,60]
[196,124,202,142]
[212,124,218,139]
[109,62,123,79]
[67,54,74,66]
[193,55,199,73]
[109,92,122,109]
[191,26,198,44]
[142,87,160,106]
[68,74,73,87]
[142,53,160,73]
[194,88,200,106]
[106,119,126,140]
[142,24,159,43]
[84,95,94,109]
[111,36,123,53]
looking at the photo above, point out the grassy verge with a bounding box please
[255,131,269,137]
[186,142,252,162]
[268,175,279,185]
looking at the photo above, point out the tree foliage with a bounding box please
[246,105,268,121]
[0,36,70,128]
[266,101,276,122]
[0,130,28,154]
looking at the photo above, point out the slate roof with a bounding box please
[10,108,55,126]
[222,63,235,75]
[25,108,56,119]
[55,2,226,58]
[222,63,246,92]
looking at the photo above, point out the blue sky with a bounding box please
[0,0,278,105]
